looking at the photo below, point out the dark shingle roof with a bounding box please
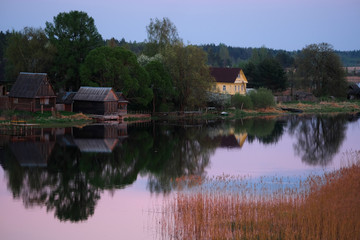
[210,67,242,83]
[73,87,118,102]
[9,72,55,98]
[56,92,76,104]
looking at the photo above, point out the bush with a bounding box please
[231,94,253,110]
[249,88,275,109]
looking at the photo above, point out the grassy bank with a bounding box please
[159,151,360,240]
[0,110,92,127]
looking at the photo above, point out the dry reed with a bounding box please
[158,151,360,240]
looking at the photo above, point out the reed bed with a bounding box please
[158,151,360,240]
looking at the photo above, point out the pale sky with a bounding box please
[0,0,359,51]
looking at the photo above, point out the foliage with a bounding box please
[80,46,153,107]
[207,92,231,109]
[231,93,253,109]
[45,10,103,91]
[145,17,181,56]
[4,27,55,81]
[296,43,347,97]
[249,88,275,109]
[0,30,12,81]
[257,58,287,91]
[164,43,215,110]
[144,60,173,112]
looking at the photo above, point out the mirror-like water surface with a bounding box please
[0,114,359,239]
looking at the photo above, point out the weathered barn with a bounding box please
[56,91,76,112]
[116,92,129,116]
[8,72,56,112]
[73,87,119,115]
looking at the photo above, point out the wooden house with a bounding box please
[8,72,56,112]
[116,92,129,116]
[210,67,248,95]
[73,87,119,115]
[56,91,76,112]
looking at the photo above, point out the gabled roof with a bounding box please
[9,72,56,98]
[73,87,118,102]
[115,92,129,103]
[210,67,244,83]
[57,92,76,104]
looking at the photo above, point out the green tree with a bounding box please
[164,43,215,111]
[145,17,181,56]
[80,46,153,107]
[45,10,103,90]
[4,27,55,81]
[257,58,287,91]
[144,60,173,113]
[296,43,347,97]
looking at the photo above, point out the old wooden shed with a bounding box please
[73,87,119,115]
[8,72,56,112]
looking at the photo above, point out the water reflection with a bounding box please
[288,115,349,166]
[0,113,358,222]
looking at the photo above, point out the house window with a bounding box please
[238,74,241,78]
[40,98,50,105]
[223,85,226,91]
[241,85,244,91]
[13,98,18,104]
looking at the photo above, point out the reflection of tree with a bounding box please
[288,115,347,166]
[234,118,286,145]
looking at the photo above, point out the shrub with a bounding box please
[249,88,275,109]
[231,93,253,110]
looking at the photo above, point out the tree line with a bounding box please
[0,11,353,112]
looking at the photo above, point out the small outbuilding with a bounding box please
[73,87,119,115]
[116,92,129,116]
[8,72,56,112]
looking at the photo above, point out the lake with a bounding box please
[0,113,359,239]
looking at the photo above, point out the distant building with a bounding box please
[8,72,56,112]
[56,91,76,112]
[210,67,248,95]
[73,87,119,115]
[116,92,129,116]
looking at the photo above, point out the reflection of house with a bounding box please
[73,87,119,115]
[8,72,56,112]
[210,68,248,95]
[74,139,118,153]
[220,133,248,148]
[56,92,76,112]
[9,142,55,167]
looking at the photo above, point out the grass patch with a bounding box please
[159,151,360,240]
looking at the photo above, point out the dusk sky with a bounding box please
[1,0,359,51]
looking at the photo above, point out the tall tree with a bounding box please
[257,58,287,91]
[80,46,153,107]
[45,11,103,91]
[296,43,347,97]
[4,27,55,81]
[145,17,181,56]
[164,43,214,111]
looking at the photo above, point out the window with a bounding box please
[40,98,49,105]
[241,85,244,92]
[13,98,18,104]
[223,85,226,91]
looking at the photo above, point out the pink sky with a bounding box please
[1,0,359,50]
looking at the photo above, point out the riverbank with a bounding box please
[1,101,359,127]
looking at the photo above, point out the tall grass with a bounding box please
[158,151,360,240]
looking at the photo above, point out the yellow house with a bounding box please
[210,67,248,95]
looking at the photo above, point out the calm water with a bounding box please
[0,114,359,239]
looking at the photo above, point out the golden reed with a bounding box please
[158,151,360,240]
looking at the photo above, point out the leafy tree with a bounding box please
[164,43,215,110]
[80,46,153,107]
[144,60,173,113]
[231,93,253,110]
[45,11,103,90]
[0,30,12,81]
[4,27,55,81]
[249,88,275,109]
[275,50,295,68]
[296,43,347,97]
[257,58,287,91]
[145,17,181,56]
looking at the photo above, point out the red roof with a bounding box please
[210,67,242,83]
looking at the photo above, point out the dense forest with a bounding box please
[1,30,360,83]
